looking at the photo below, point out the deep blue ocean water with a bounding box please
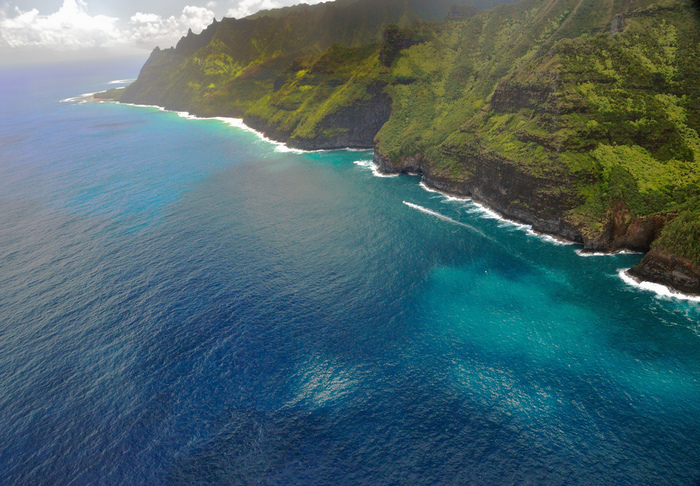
[1,58,699,485]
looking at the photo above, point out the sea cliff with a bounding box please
[111,0,700,296]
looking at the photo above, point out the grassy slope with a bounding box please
[243,43,388,142]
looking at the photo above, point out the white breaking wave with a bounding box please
[524,228,573,246]
[65,97,375,155]
[115,105,367,155]
[418,181,442,195]
[618,269,700,302]
[60,92,97,102]
[121,103,166,111]
[403,201,466,226]
[107,79,136,85]
[403,200,502,246]
[403,201,477,230]
[170,111,346,154]
[354,160,399,178]
[576,249,643,257]
[211,116,311,153]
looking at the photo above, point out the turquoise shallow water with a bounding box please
[0,59,699,484]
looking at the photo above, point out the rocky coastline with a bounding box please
[372,143,700,299]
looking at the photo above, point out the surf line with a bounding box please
[116,101,372,156]
[353,160,399,178]
[618,269,700,303]
[414,171,698,304]
[418,182,574,247]
[402,201,497,241]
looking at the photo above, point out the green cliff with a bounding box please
[117,0,700,295]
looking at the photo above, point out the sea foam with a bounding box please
[60,92,97,103]
[121,103,166,111]
[403,201,469,227]
[576,249,643,257]
[618,269,700,302]
[354,160,399,178]
[118,105,365,155]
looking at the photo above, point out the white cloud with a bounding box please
[226,0,283,19]
[180,5,216,32]
[226,0,326,20]
[0,0,120,48]
[129,5,215,46]
[0,0,215,49]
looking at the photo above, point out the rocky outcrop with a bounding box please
[582,203,671,253]
[628,249,700,296]
[379,25,424,67]
[490,78,560,114]
[610,14,625,35]
[175,19,219,54]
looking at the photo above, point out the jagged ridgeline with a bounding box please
[117,0,700,294]
[119,0,498,113]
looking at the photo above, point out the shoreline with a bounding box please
[122,102,374,155]
[417,181,576,247]
[73,95,699,304]
[618,269,700,303]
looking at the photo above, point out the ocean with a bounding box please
[1,57,699,485]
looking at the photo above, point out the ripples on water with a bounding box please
[0,59,699,485]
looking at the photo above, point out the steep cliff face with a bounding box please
[582,204,671,252]
[245,92,392,149]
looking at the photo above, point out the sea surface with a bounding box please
[1,58,699,485]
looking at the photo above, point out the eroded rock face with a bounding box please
[583,204,671,253]
[374,151,423,174]
[490,79,560,115]
[629,250,700,296]
[610,14,625,35]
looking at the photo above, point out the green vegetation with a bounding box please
[244,44,386,141]
[116,0,700,275]
[654,209,700,264]
[373,0,700,262]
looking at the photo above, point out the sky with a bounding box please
[0,0,327,63]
